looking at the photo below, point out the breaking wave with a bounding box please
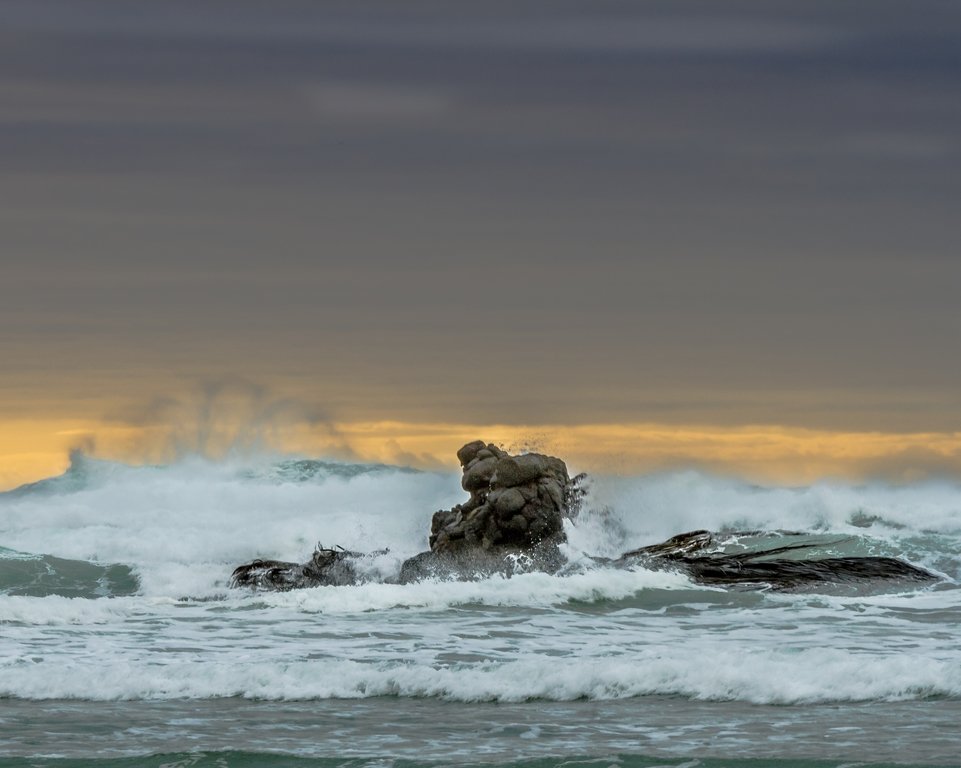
[2,452,959,599]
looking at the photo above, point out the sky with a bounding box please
[2,0,960,486]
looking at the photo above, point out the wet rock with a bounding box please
[456,440,487,466]
[616,529,938,591]
[229,546,377,591]
[397,539,568,584]
[427,441,572,556]
[462,457,498,493]
[229,442,938,594]
[494,487,526,515]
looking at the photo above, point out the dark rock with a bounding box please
[494,487,526,515]
[492,454,546,487]
[426,441,572,560]
[616,529,938,591]
[229,558,303,591]
[229,546,381,591]
[682,554,935,591]
[462,457,498,493]
[506,514,528,532]
[456,440,487,466]
[393,441,577,583]
[397,539,568,584]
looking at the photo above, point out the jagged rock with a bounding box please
[684,554,935,591]
[229,546,376,590]
[618,530,714,560]
[615,529,937,591]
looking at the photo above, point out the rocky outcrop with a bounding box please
[228,441,938,593]
[614,529,937,591]
[398,441,577,582]
[229,441,582,589]
[229,546,379,590]
[430,441,569,550]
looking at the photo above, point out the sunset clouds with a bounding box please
[2,1,959,487]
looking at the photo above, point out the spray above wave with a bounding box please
[2,450,418,499]
[0,451,461,598]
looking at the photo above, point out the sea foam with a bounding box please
[2,454,959,598]
[2,455,960,709]
[3,649,959,704]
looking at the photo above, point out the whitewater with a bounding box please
[2,453,961,767]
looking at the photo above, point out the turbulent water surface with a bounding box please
[2,454,960,766]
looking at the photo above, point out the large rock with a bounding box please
[427,442,571,556]
[387,442,579,582]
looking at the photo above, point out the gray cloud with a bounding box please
[304,81,454,123]
[1,0,960,432]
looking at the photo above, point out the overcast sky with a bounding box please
[2,0,960,433]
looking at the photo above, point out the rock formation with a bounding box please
[397,441,576,581]
[230,441,582,589]
[229,440,938,592]
[613,529,936,591]
[229,546,379,590]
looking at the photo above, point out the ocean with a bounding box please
[2,453,960,767]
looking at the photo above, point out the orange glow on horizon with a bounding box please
[2,417,961,490]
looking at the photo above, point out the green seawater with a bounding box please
[2,698,959,767]
[0,548,138,598]
[0,754,950,768]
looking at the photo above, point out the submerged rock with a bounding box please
[397,540,567,584]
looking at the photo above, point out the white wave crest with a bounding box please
[250,566,696,613]
[3,649,958,704]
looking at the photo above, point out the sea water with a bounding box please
[2,453,960,767]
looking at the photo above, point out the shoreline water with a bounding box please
[3,696,961,765]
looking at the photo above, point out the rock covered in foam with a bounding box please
[229,546,378,591]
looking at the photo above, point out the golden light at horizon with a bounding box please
[2,417,960,490]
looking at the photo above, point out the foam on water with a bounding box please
[568,472,961,580]
[0,566,694,625]
[0,453,463,597]
[4,647,961,704]
[2,453,960,712]
[226,566,697,612]
[577,471,961,548]
[2,453,960,597]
